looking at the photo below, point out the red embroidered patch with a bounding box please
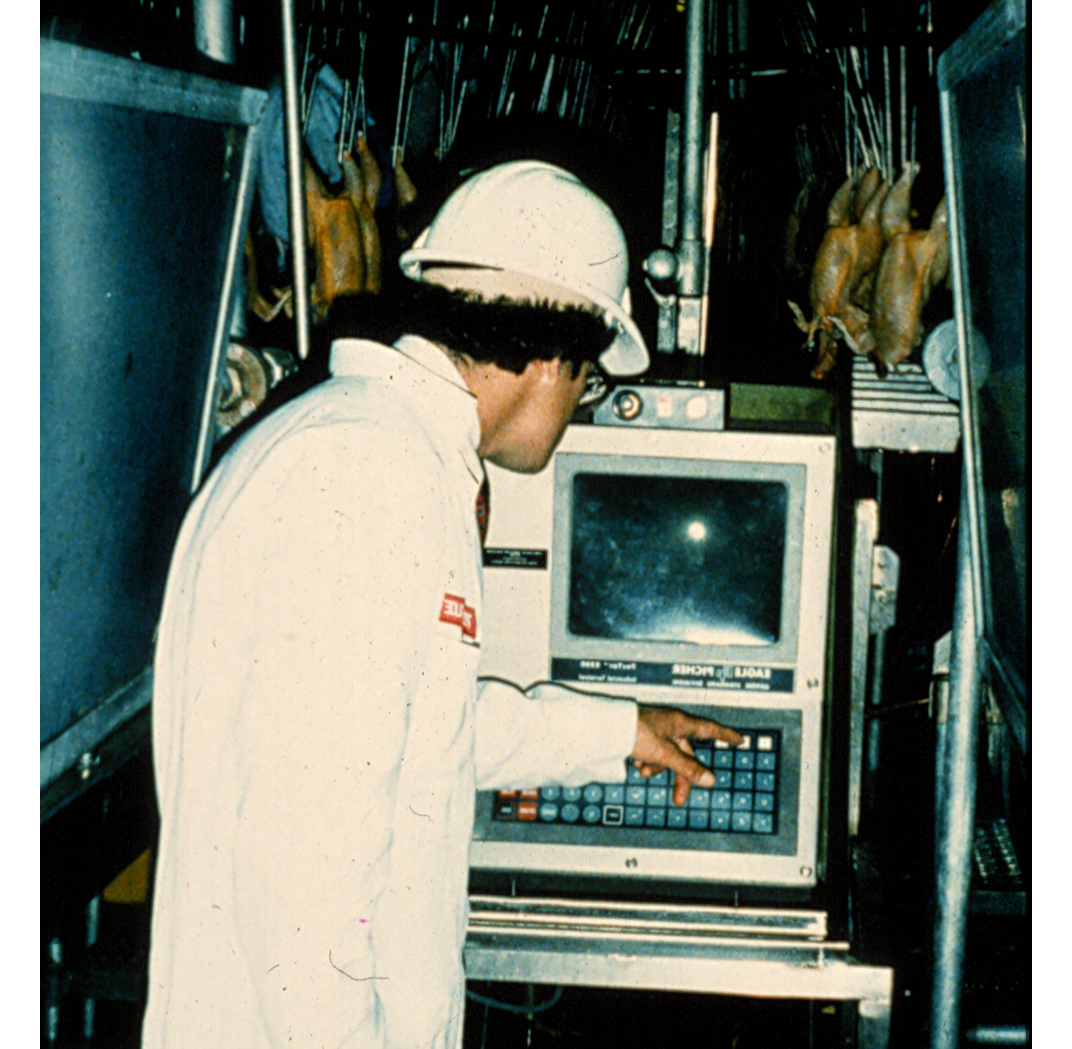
[439,594,477,638]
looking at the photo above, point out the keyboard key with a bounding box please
[626,764,646,784]
[539,803,559,822]
[626,786,647,806]
[712,791,732,810]
[757,753,777,771]
[520,789,540,799]
[688,810,710,830]
[495,801,516,820]
[540,786,560,801]
[710,810,731,831]
[562,787,582,803]
[694,749,713,767]
[645,808,667,828]
[668,808,688,828]
[737,735,753,750]
[688,789,711,809]
[753,812,774,833]
[734,771,755,790]
[604,785,625,804]
[602,804,624,826]
[560,803,580,823]
[582,804,602,824]
[757,735,775,751]
[497,790,518,798]
[732,811,753,832]
[756,773,776,792]
[647,787,669,807]
[583,784,604,804]
[649,769,670,786]
[518,801,538,821]
[755,793,775,813]
[735,752,756,770]
[713,751,734,769]
[714,739,731,749]
[625,806,645,826]
[732,792,753,810]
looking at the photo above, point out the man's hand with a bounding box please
[633,706,744,806]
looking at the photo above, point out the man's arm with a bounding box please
[475,680,742,802]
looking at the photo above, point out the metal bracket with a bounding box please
[869,546,900,635]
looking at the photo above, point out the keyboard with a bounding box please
[492,730,780,835]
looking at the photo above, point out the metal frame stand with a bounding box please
[465,897,894,1048]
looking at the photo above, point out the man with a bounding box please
[142,161,741,1048]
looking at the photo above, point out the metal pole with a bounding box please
[194,0,236,64]
[929,85,988,1049]
[281,0,311,361]
[678,0,706,287]
[929,474,983,1049]
[675,0,706,366]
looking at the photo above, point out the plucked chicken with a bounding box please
[788,168,889,378]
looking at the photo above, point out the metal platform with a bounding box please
[851,357,961,453]
[465,896,894,1048]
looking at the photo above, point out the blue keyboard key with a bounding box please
[625,806,646,826]
[668,807,688,828]
[732,792,753,810]
[539,803,559,822]
[713,751,734,769]
[688,810,709,830]
[734,771,755,790]
[695,749,713,767]
[626,786,647,806]
[647,787,669,807]
[649,769,670,786]
[753,812,774,833]
[626,764,646,783]
[645,808,666,828]
[582,804,602,824]
[604,784,625,804]
[688,789,711,808]
[710,810,731,831]
[562,787,582,803]
[735,752,756,770]
[712,791,732,810]
[756,772,776,792]
[541,786,560,800]
[732,811,753,832]
[714,770,733,788]
[560,803,580,823]
[757,753,777,771]
[583,784,604,803]
[755,793,775,813]
[602,804,624,826]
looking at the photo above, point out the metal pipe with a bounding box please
[929,464,984,1049]
[677,0,706,294]
[280,0,311,361]
[190,117,261,490]
[195,0,236,64]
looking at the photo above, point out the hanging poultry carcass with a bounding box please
[864,196,950,374]
[788,167,889,379]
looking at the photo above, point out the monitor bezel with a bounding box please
[549,454,807,669]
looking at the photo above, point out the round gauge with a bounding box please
[923,319,991,401]
[612,389,644,421]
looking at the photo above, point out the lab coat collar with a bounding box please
[329,334,483,485]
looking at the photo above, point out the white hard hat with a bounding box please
[398,161,649,376]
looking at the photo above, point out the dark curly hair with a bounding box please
[325,280,614,377]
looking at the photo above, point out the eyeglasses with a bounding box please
[577,365,609,408]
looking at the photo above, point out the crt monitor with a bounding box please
[473,423,836,889]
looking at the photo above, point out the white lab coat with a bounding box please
[142,335,637,1049]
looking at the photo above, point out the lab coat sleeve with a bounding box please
[474,678,638,789]
[226,423,447,1048]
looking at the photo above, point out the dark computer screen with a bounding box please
[567,474,789,647]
